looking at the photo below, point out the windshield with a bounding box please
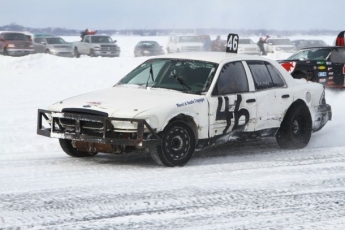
[239,39,254,44]
[91,36,113,43]
[286,48,332,61]
[117,59,218,94]
[140,41,159,47]
[178,36,201,43]
[46,37,67,44]
[3,33,28,41]
[268,39,293,45]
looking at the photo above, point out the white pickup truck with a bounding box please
[72,35,120,58]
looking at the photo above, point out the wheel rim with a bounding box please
[164,127,190,160]
[292,115,305,138]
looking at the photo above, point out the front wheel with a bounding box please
[3,48,8,56]
[74,48,80,58]
[150,121,196,167]
[59,139,98,157]
[276,103,312,149]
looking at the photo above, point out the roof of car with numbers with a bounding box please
[150,52,272,64]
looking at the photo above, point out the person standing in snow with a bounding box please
[257,35,270,55]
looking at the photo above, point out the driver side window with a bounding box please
[212,61,249,95]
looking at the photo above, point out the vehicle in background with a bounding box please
[167,34,204,53]
[0,32,34,56]
[279,46,345,89]
[33,36,74,57]
[265,38,297,53]
[238,38,260,55]
[134,41,165,57]
[211,37,227,52]
[72,35,120,58]
[292,39,328,50]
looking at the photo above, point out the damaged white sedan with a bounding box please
[37,48,331,166]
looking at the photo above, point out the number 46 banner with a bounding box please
[226,33,239,53]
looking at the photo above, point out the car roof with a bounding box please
[300,46,339,50]
[150,52,272,64]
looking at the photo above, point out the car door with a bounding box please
[81,36,90,54]
[208,61,257,141]
[245,60,293,131]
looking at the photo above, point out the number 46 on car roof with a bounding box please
[226,33,239,54]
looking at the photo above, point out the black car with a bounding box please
[134,41,164,57]
[292,39,328,50]
[278,46,345,89]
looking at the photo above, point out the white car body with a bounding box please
[265,38,297,53]
[238,38,260,55]
[167,34,204,53]
[38,52,331,166]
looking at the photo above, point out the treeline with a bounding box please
[0,23,340,36]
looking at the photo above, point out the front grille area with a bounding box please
[100,45,118,51]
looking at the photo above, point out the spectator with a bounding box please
[257,35,270,55]
[212,35,223,52]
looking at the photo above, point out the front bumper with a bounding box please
[37,109,160,147]
[7,48,34,56]
[94,50,120,57]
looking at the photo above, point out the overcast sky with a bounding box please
[1,0,345,30]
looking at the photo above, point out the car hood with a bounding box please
[48,86,204,118]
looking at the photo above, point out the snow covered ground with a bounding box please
[1,35,345,229]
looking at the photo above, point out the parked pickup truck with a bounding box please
[72,35,120,58]
[0,31,34,56]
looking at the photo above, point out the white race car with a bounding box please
[37,35,332,167]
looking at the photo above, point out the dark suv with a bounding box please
[0,32,34,56]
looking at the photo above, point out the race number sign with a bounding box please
[226,33,239,53]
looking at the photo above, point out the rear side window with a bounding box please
[212,61,248,95]
[266,63,285,87]
[247,61,285,90]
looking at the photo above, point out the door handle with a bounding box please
[282,94,290,98]
[246,99,256,103]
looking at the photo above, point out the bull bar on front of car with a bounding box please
[37,109,161,147]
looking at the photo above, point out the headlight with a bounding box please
[143,50,150,54]
[29,44,34,48]
[7,44,15,48]
[94,46,101,50]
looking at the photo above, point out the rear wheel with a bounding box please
[74,48,80,58]
[276,103,312,149]
[59,139,98,157]
[45,49,51,54]
[3,48,8,56]
[150,121,196,167]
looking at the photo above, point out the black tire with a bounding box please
[74,48,80,58]
[59,139,98,157]
[276,103,312,149]
[45,49,51,54]
[150,121,196,167]
[90,49,96,57]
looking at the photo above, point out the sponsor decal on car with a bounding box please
[329,72,334,75]
[318,72,327,77]
[329,76,334,80]
[281,62,296,73]
[317,61,325,65]
[176,98,205,108]
[328,67,333,71]
[326,62,332,65]
[318,66,326,70]
[319,78,326,83]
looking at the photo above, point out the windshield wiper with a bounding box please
[170,70,202,94]
[145,63,155,88]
